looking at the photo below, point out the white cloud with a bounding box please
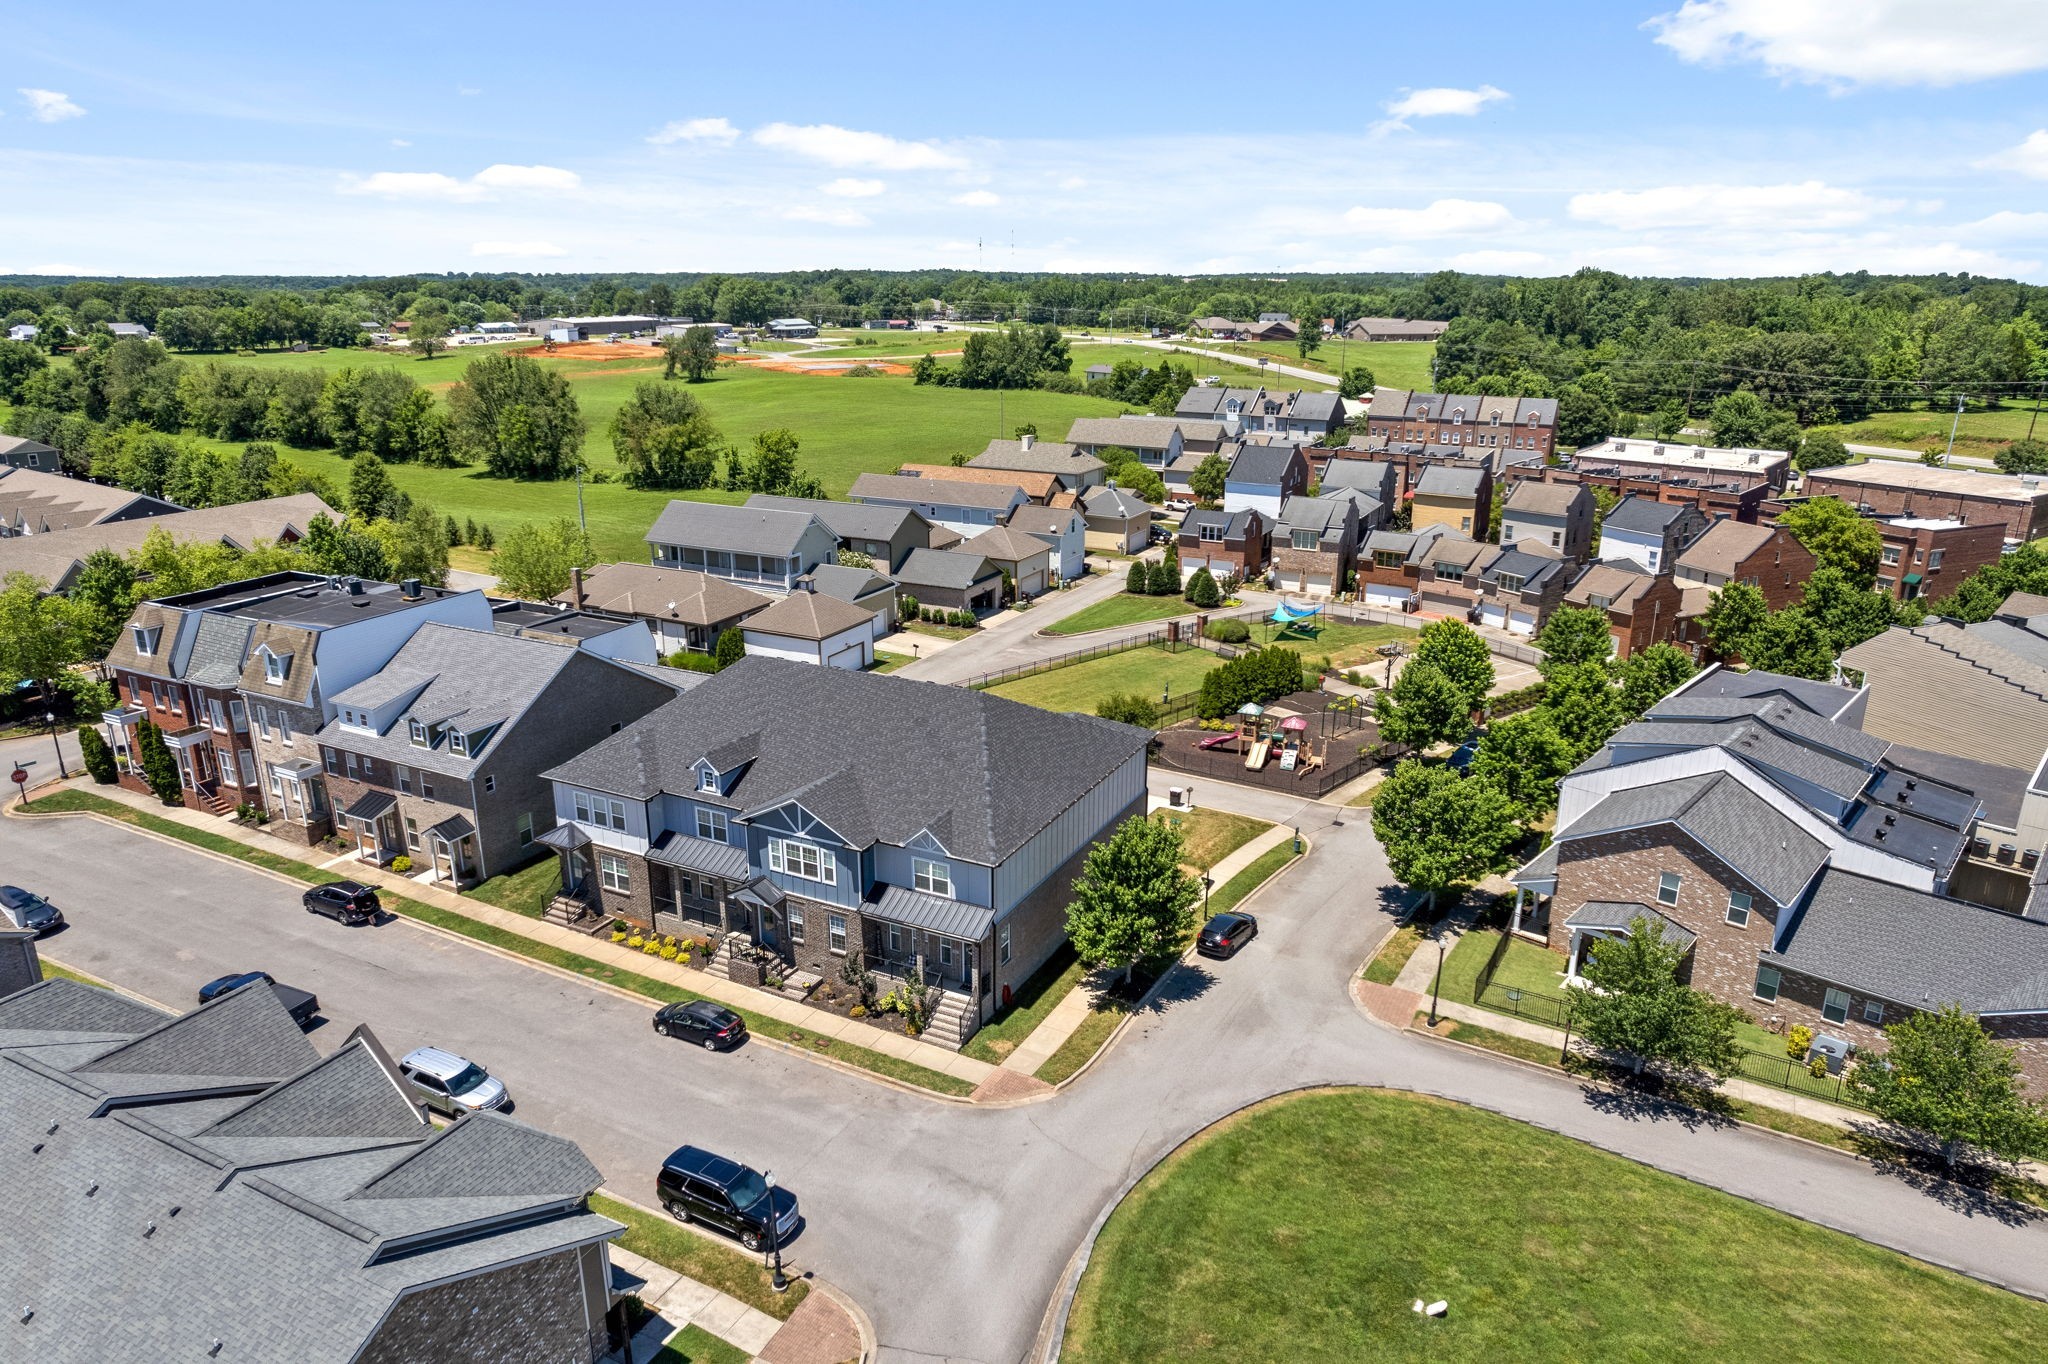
[1956,210,2048,239]
[343,164,578,199]
[648,117,738,146]
[471,240,568,258]
[952,190,1001,207]
[753,122,965,170]
[470,163,581,191]
[20,89,86,123]
[1384,85,1509,120]
[783,204,870,227]
[1980,129,2048,180]
[1567,180,1898,231]
[1647,0,2048,90]
[821,177,885,198]
[1059,176,1088,190]
[457,86,482,97]
[1338,199,1517,239]
[389,138,411,148]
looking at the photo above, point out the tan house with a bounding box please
[1409,464,1491,537]
[1673,520,1814,612]
[553,562,771,657]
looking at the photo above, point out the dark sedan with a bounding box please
[653,1000,748,1050]
[0,885,64,936]
[197,971,320,1026]
[1195,911,1259,959]
[302,880,380,925]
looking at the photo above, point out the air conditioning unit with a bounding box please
[1807,1034,1854,1076]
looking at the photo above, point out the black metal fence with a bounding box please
[961,628,1188,691]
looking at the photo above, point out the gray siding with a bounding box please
[994,748,1147,913]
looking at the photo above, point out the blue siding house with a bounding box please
[539,658,1151,1046]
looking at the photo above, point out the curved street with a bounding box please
[9,769,2044,1364]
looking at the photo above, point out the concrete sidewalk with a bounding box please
[52,780,996,1090]
[606,1236,868,1364]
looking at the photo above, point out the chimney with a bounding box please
[569,565,586,610]
[1019,432,1036,450]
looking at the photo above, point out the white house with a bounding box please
[1595,495,1709,575]
[740,587,876,669]
[848,473,1030,541]
[1005,504,1086,583]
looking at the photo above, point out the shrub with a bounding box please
[659,944,680,960]
[1808,1054,1830,1078]
[1185,566,1221,608]
[627,934,646,949]
[667,651,719,673]
[642,939,662,955]
[1786,1024,1814,1060]
[849,1004,867,1019]
[77,726,118,784]
[391,855,412,874]
[1126,560,1149,594]
[950,609,975,627]
[610,930,628,943]
[1207,618,1251,644]
[900,593,918,617]
[1097,692,1161,727]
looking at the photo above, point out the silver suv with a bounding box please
[399,1046,511,1117]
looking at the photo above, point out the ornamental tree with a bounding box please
[1411,618,1494,711]
[1065,815,1201,985]
[1370,760,1523,913]
[1849,1004,2048,1170]
[1573,916,1745,1082]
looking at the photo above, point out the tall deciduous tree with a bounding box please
[1469,710,1575,815]
[0,572,82,702]
[1779,496,1883,589]
[390,503,451,587]
[1616,642,1697,720]
[1848,1004,2048,1170]
[1742,610,1836,680]
[1412,618,1494,711]
[609,382,724,490]
[1369,760,1523,912]
[446,353,586,480]
[1541,661,1624,760]
[346,452,400,520]
[1700,581,1768,659]
[1064,814,1201,985]
[1188,453,1229,505]
[1573,915,1745,1082]
[1535,606,1615,677]
[490,518,595,600]
[1374,661,1473,753]
[1338,365,1376,399]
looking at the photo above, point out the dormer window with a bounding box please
[263,651,286,684]
[131,625,158,656]
[698,767,717,792]
[449,730,469,756]
[408,720,428,746]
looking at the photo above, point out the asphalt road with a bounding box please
[11,788,2047,1364]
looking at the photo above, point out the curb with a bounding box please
[11,801,982,1107]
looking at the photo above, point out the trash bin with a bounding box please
[1168,786,1184,808]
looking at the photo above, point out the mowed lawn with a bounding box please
[1064,1089,2046,1364]
[986,643,1217,714]
[1257,620,1417,669]
[1041,593,1191,636]
[1152,807,1269,872]
[1821,404,2047,463]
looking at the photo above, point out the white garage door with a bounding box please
[1304,573,1333,597]
[1018,569,1047,598]
[1365,584,1411,608]
[1478,603,1507,629]
[1508,609,1537,635]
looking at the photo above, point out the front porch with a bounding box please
[1560,901,1698,983]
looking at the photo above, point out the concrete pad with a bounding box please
[657,1276,721,1320]
[690,1292,753,1338]
[724,1306,783,1355]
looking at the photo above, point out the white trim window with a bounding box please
[999,922,1012,965]
[1822,988,1851,1025]
[1753,965,1780,1003]
[788,909,805,944]
[1725,890,1752,928]
[696,807,728,842]
[829,913,847,954]
[599,853,631,893]
[1656,871,1681,907]
[912,857,952,898]
[573,792,627,831]
[768,837,834,885]
[1863,1000,1885,1026]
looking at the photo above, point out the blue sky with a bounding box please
[5,0,2048,280]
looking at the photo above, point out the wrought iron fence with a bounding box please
[961,628,1186,691]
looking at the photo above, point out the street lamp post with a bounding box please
[762,1170,788,1293]
[43,711,66,779]
[1427,934,1447,1027]
[1378,641,1405,687]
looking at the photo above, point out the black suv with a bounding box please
[1195,911,1258,959]
[303,881,380,926]
[656,1145,800,1252]
[653,1000,747,1050]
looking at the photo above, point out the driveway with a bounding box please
[9,796,2045,1364]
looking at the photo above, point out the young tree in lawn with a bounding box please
[911,353,940,385]
[1468,710,1575,816]
[609,382,724,490]
[679,326,720,382]
[1616,642,1697,720]
[408,306,450,361]
[1535,605,1615,677]
[346,452,400,520]
[1779,496,1884,590]
[1295,320,1321,362]
[1848,1004,2048,1171]
[1064,814,1201,986]
[1573,915,1745,1082]
[0,572,83,705]
[1187,453,1229,506]
[1373,661,1472,753]
[77,724,118,785]
[136,718,186,806]
[1369,760,1523,913]
[713,626,747,671]
[1411,618,1494,711]
[1699,581,1768,660]
[490,518,594,600]
[1338,365,1376,399]
[1149,543,1179,595]
[444,514,462,548]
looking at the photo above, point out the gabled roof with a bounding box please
[1675,519,1779,576]
[1503,480,1588,517]
[1601,495,1696,536]
[1182,507,1258,540]
[1287,391,1343,424]
[966,440,1105,477]
[892,465,1061,500]
[543,656,1151,865]
[1480,548,1567,589]
[1007,504,1084,536]
[1065,417,1182,450]
[1226,444,1304,486]
[1275,495,1350,538]
[1414,465,1484,499]
[1768,868,2048,1014]
[1082,485,1152,519]
[0,467,170,534]
[0,493,337,593]
[891,547,1000,590]
[801,563,894,603]
[644,500,830,556]
[850,472,1029,511]
[746,493,933,544]
[742,588,875,641]
[963,526,1052,563]
[1565,561,1660,611]
[1319,459,1396,496]
[1553,771,1830,904]
[552,562,772,625]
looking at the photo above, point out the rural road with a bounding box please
[12,777,2046,1363]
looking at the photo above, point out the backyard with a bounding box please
[1062,1088,2046,1364]
[985,642,1217,715]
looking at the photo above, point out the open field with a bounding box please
[1821,403,2047,463]
[985,643,1217,714]
[1064,1088,2046,1364]
[1153,806,1269,872]
[1162,338,1437,391]
[1063,342,1294,391]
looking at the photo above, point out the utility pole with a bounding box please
[574,463,587,532]
[2028,376,2045,443]
[1942,391,1965,467]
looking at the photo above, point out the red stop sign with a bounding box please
[10,769,27,785]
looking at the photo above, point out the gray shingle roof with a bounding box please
[1552,771,1829,904]
[1674,666,1860,721]
[1275,496,1349,540]
[742,589,874,641]
[1768,868,2048,1014]
[1414,465,1484,499]
[73,981,319,1085]
[1563,901,1698,950]
[1601,495,1693,535]
[1226,445,1301,486]
[1320,459,1396,497]
[1287,391,1343,424]
[801,563,893,603]
[746,493,927,543]
[553,562,771,625]
[1182,508,1257,540]
[542,656,1150,865]
[962,526,1052,564]
[1065,417,1181,450]
[891,548,999,591]
[1504,481,1586,517]
[967,440,1105,476]
[1082,486,1150,519]
[644,500,827,556]
[850,472,1028,511]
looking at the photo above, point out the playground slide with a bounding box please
[1246,738,1272,770]
[1279,744,1299,771]
[1198,730,1237,750]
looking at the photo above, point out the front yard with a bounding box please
[1152,806,1270,872]
[986,643,1218,714]
[1063,1089,2048,1363]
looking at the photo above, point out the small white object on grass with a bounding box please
[1412,1299,1448,1317]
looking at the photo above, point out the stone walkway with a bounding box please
[70,781,995,1090]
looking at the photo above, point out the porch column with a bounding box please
[716,888,730,937]
[968,945,980,1002]
[1510,887,1525,936]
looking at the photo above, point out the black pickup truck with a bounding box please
[197,971,320,1027]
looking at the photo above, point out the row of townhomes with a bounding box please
[1510,657,2048,1091]
[0,931,626,1363]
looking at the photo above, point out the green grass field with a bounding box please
[1821,403,2048,464]
[1064,1088,2046,1364]
[986,643,1218,714]
[1154,807,1269,872]
[1160,338,1437,392]
[1040,593,1192,636]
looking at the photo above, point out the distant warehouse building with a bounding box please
[767,318,819,338]
[534,315,660,341]
[1802,461,2048,547]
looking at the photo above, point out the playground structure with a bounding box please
[1191,701,1327,773]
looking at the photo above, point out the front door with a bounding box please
[760,907,780,949]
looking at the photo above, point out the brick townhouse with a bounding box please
[1365,389,1558,461]
[1803,461,2048,545]
[1672,519,1816,612]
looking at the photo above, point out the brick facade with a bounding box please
[1270,542,1351,594]
[1802,468,2048,544]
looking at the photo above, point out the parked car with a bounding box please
[0,885,64,936]
[302,880,380,926]
[653,1000,748,1050]
[1195,911,1258,959]
[399,1046,512,1116]
[657,1145,800,1252]
[197,971,320,1026]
